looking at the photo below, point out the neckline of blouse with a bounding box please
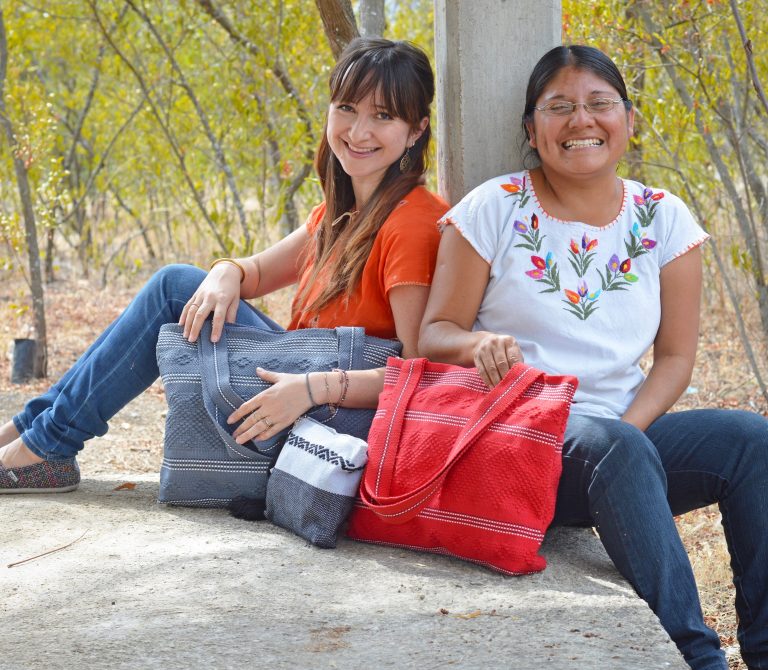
[525,169,629,231]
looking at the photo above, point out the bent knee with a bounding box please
[149,263,206,299]
[564,414,661,469]
[729,410,768,465]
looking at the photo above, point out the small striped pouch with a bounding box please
[266,416,368,548]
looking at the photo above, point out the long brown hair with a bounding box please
[296,37,435,315]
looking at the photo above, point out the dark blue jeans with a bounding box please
[554,411,768,670]
[13,264,282,460]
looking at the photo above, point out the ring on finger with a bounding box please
[262,417,273,429]
[189,303,200,308]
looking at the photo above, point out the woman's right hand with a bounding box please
[472,332,524,388]
[180,227,309,342]
[180,262,243,343]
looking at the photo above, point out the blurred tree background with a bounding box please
[1,0,766,399]
[564,0,768,405]
[2,4,762,660]
[0,0,432,374]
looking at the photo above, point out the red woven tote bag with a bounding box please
[346,357,577,575]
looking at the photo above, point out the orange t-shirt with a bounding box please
[288,186,448,339]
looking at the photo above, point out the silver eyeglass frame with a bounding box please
[534,98,628,116]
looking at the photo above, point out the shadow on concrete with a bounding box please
[1,475,686,670]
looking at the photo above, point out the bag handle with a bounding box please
[198,321,269,459]
[359,359,543,523]
[367,357,425,497]
[197,322,362,458]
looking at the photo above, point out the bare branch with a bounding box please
[64,44,106,171]
[634,106,768,403]
[729,0,768,118]
[87,0,228,252]
[637,3,768,336]
[124,0,250,248]
[195,0,315,144]
[7,530,89,568]
[59,93,147,226]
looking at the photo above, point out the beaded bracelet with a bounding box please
[323,372,332,404]
[327,368,350,419]
[336,368,350,406]
[305,373,318,406]
[210,257,246,283]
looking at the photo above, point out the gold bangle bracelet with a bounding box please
[210,258,246,283]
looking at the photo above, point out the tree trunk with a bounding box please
[0,10,47,377]
[359,0,385,37]
[45,224,55,283]
[314,0,359,58]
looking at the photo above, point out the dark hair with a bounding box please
[521,45,632,163]
[298,37,435,316]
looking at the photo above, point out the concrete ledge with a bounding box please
[1,475,686,669]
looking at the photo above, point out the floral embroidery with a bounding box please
[625,221,658,258]
[633,188,664,228]
[562,278,601,320]
[525,251,560,292]
[513,213,544,252]
[567,233,598,277]
[627,188,662,260]
[512,182,661,322]
[598,254,639,292]
[501,174,531,208]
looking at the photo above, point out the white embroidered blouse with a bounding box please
[440,170,709,419]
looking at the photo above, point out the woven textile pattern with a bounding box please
[157,323,400,507]
[0,459,80,492]
[266,416,369,548]
[267,470,355,547]
[347,358,577,575]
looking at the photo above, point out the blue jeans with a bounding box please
[553,410,768,670]
[12,264,283,460]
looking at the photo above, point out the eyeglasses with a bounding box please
[534,98,627,116]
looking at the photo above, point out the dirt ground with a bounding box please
[2,273,765,670]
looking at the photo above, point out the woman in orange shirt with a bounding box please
[0,37,447,493]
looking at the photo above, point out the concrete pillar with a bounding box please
[434,0,561,204]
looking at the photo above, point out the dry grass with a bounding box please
[1,266,766,668]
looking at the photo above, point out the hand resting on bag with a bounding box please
[179,262,243,343]
[228,368,313,443]
[228,367,388,444]
[471,332,525,388]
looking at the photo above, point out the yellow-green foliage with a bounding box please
[563,0,768,299]
[1,0,442,276]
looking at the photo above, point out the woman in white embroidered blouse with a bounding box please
[419,45,767,670]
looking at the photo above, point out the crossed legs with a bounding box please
[0,264,282,469]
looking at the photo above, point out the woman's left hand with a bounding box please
[228,368,312,444]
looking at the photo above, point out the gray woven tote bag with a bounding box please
[156,321,401,507]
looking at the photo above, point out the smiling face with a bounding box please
[326,91,427,207]
[525,66,634,183]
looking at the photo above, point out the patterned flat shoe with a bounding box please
[0,459,80,493]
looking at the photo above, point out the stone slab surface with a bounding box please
[1,475,686,670]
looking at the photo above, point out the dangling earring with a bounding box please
[399,145,412,173]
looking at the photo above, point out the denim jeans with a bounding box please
[13,264,283,461]
[553,410,768,670]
